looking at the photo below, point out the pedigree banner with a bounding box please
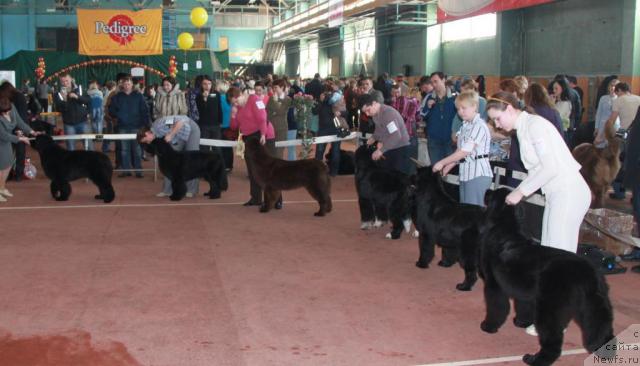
[77,9,163,56]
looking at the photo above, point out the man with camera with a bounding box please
[54,73,92,151]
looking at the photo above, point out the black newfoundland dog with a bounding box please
[31,134,115,203]
[413,166,484,291]
[354,144,413,239]
[244,136,332,216]
[480,188,614,366]
[143,138,228,201]
[325,149,355,175]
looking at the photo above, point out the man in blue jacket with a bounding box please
[108,75,149,178]
[422,71,457,164]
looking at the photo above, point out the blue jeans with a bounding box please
[91,109,104,135]
[315,141,341,176]
[119,127,142,173]
[287,129,297,161]
[63,122,91,151]
[427,139,453,166]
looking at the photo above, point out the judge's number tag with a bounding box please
[256,101,266,110]
[386,121,398,134]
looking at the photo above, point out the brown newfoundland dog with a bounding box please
[572,125,621,208]
[244,137,332,216]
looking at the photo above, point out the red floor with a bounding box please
[0,145,638,366]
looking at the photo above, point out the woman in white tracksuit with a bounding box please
[486,91,590,253]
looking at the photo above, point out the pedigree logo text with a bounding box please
[95,15,148,45]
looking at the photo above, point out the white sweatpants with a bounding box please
[540,175,591,253]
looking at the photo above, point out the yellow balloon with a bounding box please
[177,32,194,50]
[190,7,208,28]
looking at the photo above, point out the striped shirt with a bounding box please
[151,115,193,144]
[457,113,493,182]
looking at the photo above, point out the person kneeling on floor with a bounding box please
[139,115,201,198]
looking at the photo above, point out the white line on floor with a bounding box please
[0,199,358,211]
[414,348,587,366]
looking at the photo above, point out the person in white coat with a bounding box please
[486,91,590,254]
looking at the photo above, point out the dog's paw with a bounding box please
[415,260,429,269]
[360,221,373,230]
[438,259,455,268]
[513,317,532,329]
[94,194,103,200]
[169,195,182,201]
[403,219,412,233]
[208,192,221,199]
[480,321,499,334]
[456,282,472,291]
[522,354,537,365]
[259,205,269,213]
[412,230,420,238]
[314,211,325,217]
[385,232,392,239]
[373,220,385,228]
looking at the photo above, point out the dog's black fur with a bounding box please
[479,188,614,366]
[325,149,355,175]
[354,144,413,239]
[244,136,332,216]
[413,166,484,291]
[143,138,228,201]
[31,134,115,203]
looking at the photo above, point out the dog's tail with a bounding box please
[576,270,615,354]
[218,161,229,191]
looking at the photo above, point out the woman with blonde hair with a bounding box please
[486,91,590,254]
[513,75,529,100]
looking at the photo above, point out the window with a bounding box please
[441,12,496,42]
[36,28,78,51]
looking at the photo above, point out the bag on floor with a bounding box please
[23,157,37,180]
[235,133,245,159]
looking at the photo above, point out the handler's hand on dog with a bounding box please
[432,161,444,173]
[164,134,172,143]
[505,190,524,205]
[594,131,605,145]
[372,149,384,161]
[442,163,454,176]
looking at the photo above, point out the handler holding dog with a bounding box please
[139,115,201,198]
[486,92,590,253]
[358,94,411,175]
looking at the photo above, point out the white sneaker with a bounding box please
[0,188,13,197]
[0,194,6,202]
[185,192,194,198]
[526,325,566,336]
[525,325,538,336]
[156,192,169,197]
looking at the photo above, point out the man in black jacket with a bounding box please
[195,75,223,152]
[54,73,91,151]
[305,73,323,101]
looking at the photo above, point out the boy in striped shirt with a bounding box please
[432,91,493,206]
